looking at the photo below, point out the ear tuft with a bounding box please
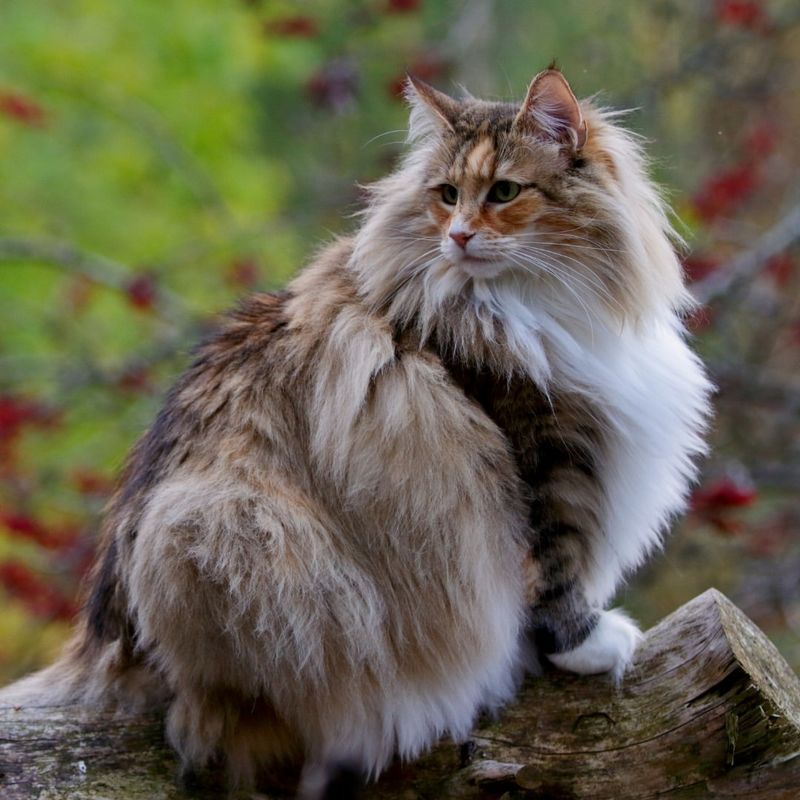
[404,75,460,139]
[514,69,587,151]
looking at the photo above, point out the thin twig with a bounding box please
[692,202,800,304]
[0,236,190,321]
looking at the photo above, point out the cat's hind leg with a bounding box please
[296,759,365,800]
[166,687,302,791]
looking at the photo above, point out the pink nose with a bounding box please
[449,231,474,250]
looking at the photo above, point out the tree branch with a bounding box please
[0,236,189,321]
[1,590,799,799]
[692,201,800,304]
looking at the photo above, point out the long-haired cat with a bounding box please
[0,68,711,798]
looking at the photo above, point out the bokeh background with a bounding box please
[1,0,799,684]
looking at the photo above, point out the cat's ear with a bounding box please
[404,75,460,138]
[514,69,587,151]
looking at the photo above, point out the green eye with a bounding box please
[441,184,458,205]
[487,180,521,203]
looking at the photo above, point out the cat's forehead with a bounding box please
[437,101,558,181]
[448,101,518,138]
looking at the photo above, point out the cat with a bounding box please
[0,68,711,798]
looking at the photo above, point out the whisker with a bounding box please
[506,248,623,321]
[513,232,625,254]
[502,252,597,338]
[511,246,624,312]
[361,129,409,149]
[516,240,625,256]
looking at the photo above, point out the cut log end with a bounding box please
[1,589,799,799]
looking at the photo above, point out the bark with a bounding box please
[1,589,799,799]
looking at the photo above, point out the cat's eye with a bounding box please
[487,181,521,203]
[440,184,458,205]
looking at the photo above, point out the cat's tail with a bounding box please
[0,627,167,711]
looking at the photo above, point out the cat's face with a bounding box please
[401,70,637,318]
[425,109,578,280]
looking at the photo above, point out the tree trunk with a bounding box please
[2,589,799,799]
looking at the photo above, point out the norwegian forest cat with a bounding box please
[1,68,711,797]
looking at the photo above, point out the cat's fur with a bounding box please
[0,69,711,796]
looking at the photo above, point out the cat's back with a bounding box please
[109,238,361,513]
[98,239,530,740]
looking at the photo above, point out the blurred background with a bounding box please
[1,0,799,683]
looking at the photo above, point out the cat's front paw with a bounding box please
[547,608,641,682]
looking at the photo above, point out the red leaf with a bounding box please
[0,395,35,473]
[714,0,769,32]
[262,16,318,38]
[0,512,77,550]
[72,469,114,498]
[0,561,77,620]
[691,163,759,222]
[116,364,152,394]
[682,254,720,283]
[0,91,46,127]
[386,0,422,12]
[744,122,779,157]
[226,258,260,289]
[125,274,157,310]
[0,395,59,440]
[691,478,758,511]
[765,253,794,287]
[1,513,47,542]
[0,397,33,440]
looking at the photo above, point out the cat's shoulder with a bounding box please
[207,290,293,352]
[194,236,361,366]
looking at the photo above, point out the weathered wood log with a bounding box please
[1,589,799,799]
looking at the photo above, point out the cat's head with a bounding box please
[407,70,591,281]
[353,68,689,340]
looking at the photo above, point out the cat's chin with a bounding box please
[451,255,508,280]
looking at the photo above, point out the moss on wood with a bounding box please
[2,590,799,799]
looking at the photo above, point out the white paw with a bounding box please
[547,608,642,682]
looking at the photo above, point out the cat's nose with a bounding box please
[449,230,475,250]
